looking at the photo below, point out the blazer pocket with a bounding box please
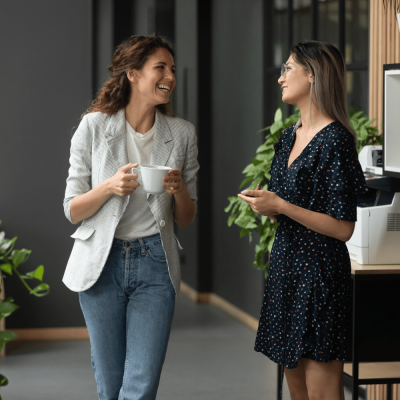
[168,156,186,170]
[71,225,95,240]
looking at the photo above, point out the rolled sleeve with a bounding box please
[63,115,92,224]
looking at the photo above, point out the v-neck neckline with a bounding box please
[286,121,336,170]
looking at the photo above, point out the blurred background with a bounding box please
[0,0,371,332]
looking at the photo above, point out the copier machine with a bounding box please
[346,145,400,264]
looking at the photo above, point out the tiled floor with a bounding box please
[0,295,359,399]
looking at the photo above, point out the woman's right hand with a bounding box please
[105,163,140,196]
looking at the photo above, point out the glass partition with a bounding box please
[345,0,368,64]
[318,0,339,48]
[294,0,312,44]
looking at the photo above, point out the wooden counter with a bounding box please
[351,260,400,275]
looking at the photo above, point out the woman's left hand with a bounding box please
[163,169,185,195]
[238,190,284,216]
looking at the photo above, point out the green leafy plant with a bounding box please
[349,110,382,153]
[0,231,50,395]
[224,108,300,276]
[225,108,380,277]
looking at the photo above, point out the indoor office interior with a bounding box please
[0,0,400,399]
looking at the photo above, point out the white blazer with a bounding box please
[63,109,199,294]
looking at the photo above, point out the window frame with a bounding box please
[263,0,369,126]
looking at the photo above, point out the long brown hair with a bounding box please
[291,40,356,141]
[84,34,175,117]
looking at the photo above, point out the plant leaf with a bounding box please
[274,108,282,123]
[240,228,251,238]
[227,214,236,227]
[0,330,18,345]
[224,197,239,213]
[30,283,50,297]
[0,374,8,387]
[234,215,255,229]
[0,241,12,252]
[359,126,368,140]
[242,163,256,174]
[256,143,274,153]
[239,176,254,189]
[26,265,45,281]
[0,301,20,318]
[11,249,31,268]
[0,263,12,275]
[0,237,17,257]
[3,297,14,303]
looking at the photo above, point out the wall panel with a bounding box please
[211,0,265,318]
[174,0,199,291]
[369,1,400,129]
[0,0,92,329]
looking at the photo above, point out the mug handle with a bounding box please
[129,166,142,185]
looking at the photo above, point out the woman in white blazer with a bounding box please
[63,34,199,400]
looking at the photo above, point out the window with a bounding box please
[263,0,369,126]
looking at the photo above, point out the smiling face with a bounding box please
[278,54,313,106]
[127,47,176,106]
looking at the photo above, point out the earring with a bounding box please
[309,81,314,123]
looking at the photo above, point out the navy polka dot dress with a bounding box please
[254,121,367,369]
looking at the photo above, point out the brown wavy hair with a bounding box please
[84,34,175,117]
[291,40,357,142]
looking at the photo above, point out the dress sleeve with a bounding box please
[310,128,367,221]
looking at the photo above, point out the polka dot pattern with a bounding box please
[254,122,367,369]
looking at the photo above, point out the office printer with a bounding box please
[346,145,400,264]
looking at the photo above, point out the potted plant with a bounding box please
[0,231,50,396]
[225,108,381,277]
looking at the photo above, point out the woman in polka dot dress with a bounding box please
[239,40,367,400]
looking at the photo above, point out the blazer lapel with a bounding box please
[149,111,173,167]
[104,108,129,169]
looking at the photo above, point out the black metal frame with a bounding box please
[346,273,400,400]
[382,63,400,179]
[196,0,213,293]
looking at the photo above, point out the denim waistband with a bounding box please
[112,233,161,250]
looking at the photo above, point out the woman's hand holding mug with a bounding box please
[106,163,140,196]
[163,169,184,195]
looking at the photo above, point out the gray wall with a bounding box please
[133,0,155,35]
[0,0,92,328]
[93,0,114,93]
[211,0,265,318]
[174,0,199,290]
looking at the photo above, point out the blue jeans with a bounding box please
[79,234,175,400]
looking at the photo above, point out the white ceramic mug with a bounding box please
[130,164,172,194]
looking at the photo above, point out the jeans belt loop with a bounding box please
[138,238,146,255]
